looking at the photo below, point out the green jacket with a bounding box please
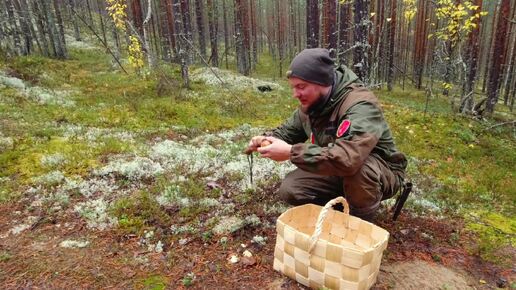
[272,65,407,177]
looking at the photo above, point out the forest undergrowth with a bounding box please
[0,47,514,288]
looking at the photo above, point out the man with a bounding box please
[247,48,407,221]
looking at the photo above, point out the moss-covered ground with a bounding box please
[0,47,514,288]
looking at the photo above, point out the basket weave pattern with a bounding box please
[273,198,389,290]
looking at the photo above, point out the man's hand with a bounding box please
[257,137,292,161]
[245,136,268,154]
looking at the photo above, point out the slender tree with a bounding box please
[486,0,511,113]
[165,0,177,58]
[194,0,206,57]
[461,0,484,113]
[353,0,371,83]
[413,0,428,89]
[68,0,81,41]
[222,0,229,68]
[207,0,218,66]
[322,0,337,55]
[306,0,319,48]
[338,1,351,66]
[5,0,22,55]
[53,0,68,58]
[234,0,250,75]
[180,0,193,63]
[387,0,397,91]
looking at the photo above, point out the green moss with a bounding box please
[111,191,172,235]
[139,275,168,290]
[466,211,516,266]
[0,251,11,262]
[13,137,99,182]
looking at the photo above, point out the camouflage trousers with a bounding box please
[278,154,402,220]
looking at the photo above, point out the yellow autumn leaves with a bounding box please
[434,0,487,41]
[106,0,145,71]
[128,36,144,70]
[106,0,127,31]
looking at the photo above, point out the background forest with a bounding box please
[0,0,514,289]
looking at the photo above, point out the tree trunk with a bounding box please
[207,0,219,67]
[53,0,68,58]
[131,0,144,36]
[5,0,23,55]
[165,0,177,58]
[222,0,229,68]
[68,0,81,41]
[12,0,33,55]
[482,2,498,93]
[142,0,155,68]
[353,0,370,84]
[372,0,385,82]
[40,0,62,58]
[173,0,189,87]
[306,0,319,48]
[387,0,397,91]
[194,0,206,57]
[30,0,50,57]
[502,2,516,105]
[250,0,258,66]
[322,0,337,56]
[413,0,428,89]
[20,0,42,54]
[180,0,194,63]
[234,0,250,75]
[338,2,351,66]
[276,0,284,77]
[85,0,95,29]
[461,0,483,113]
[486,0,510,114]
[94,0,106,45]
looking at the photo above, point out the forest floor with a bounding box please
[0,47,514,289]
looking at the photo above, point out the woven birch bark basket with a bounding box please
[273,197,389,290]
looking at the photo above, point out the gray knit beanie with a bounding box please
[286,48,335,86]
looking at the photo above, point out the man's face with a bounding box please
[288,77,326,112]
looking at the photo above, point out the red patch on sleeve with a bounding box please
[336,120,351,137]
[310,133,315,144]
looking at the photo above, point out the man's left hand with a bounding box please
[257,137,292,161]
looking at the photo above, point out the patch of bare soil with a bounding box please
[377,260,474,289]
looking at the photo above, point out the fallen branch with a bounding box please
[483,120,516,131]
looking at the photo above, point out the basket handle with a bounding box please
[308,196,350,253]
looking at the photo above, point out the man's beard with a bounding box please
[303,91,330,114]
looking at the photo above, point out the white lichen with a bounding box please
[252,235,268,246]
[156,185,191,207]
[33,170,65,185]
[0,73,25,89]
[95,156,164,180]
[190,67,280,92]
[212,216,245,235]
[41,153,67,167]
[74,198,117,230]
[59,239,90,248]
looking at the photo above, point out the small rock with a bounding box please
[229,254,239,264]
[400,229,409,235]
[421,232,433,240]
[241,256,256,266]
[243,250,252,257]
[179,238,189,246]
[496,277,507,288]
